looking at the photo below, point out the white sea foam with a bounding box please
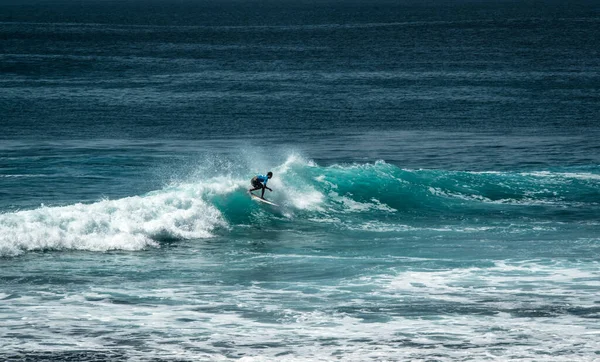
[384,260,600,304]
[0,182,230,257]
[345,221,531,233]
[427,186,572,206]
[523,171,600,181]
[274,153,317,175]
[0,174,49,178]
[3,263,599,361]
[287,189,326,211]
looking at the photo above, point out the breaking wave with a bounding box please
[1,155,598,256]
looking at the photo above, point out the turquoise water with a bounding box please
[1,1,600,360]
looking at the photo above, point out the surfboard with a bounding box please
[250,193,278,206]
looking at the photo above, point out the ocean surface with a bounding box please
[1,0,600,360]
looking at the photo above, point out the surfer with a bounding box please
[249,172,273,199]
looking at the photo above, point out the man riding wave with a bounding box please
[249,171,273,199]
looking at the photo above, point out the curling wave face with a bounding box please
[1,155,599,257]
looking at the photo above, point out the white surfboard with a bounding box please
[250,193,278,206]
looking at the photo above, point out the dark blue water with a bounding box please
[1,1,599,360]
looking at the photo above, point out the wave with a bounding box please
[1,155,598,256]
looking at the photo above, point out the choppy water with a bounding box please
[1,0,599,360]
